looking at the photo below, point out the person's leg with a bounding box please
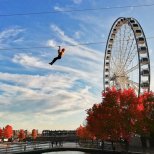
[49,56,60,65]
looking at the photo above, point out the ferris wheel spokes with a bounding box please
[103,17,150,95]
[126,63,139,74]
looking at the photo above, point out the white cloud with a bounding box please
[74,31,82,39]
[54,6,65,11]
[0,27,25,46]
[72,0,82,4]
[12,53,102,90]
[1,27,103,130]
[13,53,47,69]
[46,39,57,47]
[0,71,100,131]
[50,24,103,60]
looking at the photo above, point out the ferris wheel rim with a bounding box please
[103,17,150,95]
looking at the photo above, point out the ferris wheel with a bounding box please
[103,17,150,95]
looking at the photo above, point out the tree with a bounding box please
[134,91,154,149]
[0,128,3,140]
[86,88,143,152]
[32,129,37,140]
[76,125,84,138]
[18,129,26,141]
[135,91,154,135]
[3,125,13,139]
[86,103,111,140]
[76,125,93,139]
[86,88,138,142]
[78,88,154,151]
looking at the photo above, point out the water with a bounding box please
[43,152,90,154]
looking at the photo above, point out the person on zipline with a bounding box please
[49,46,65,65]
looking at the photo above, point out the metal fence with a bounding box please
[0,140,151,154]
[0,141,53,154]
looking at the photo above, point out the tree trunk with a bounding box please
[111,141,115,151]
[125,140,129,153]
[101,140,104,150]
[141,136,146,152]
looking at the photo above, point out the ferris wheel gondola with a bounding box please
[103,17,150,95]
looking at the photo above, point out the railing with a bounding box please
[0,140,152,154]
[0,141,53,154]
[0,141,115,154]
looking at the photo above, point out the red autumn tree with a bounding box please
[115,88,139,141]
[76,125,83,137]
[3,125,13,139]
[86,88,154,141]
[76,87,154,152]
[32,129,37,140]
[134,91,154,136]
[86,103,111,140]
[86,88,141,142]
[18,129,26,141]
[0,128,3,139]
[76,125,94,139]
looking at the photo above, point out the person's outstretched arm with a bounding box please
[58,46,61,54]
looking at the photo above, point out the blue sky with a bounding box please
[0,0,154,132]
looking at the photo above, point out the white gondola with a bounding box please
[130,19,135,24]
[116,21,122,28]
[105,68,109,72]
[109,39,114,43]
[139,47,147,54]
[121,18,127,24]
[140,57,149,65]
[135,30,142,37]
[107,50,111,54]
[112,28,117,34]
[105,75,109,78]
[137,37,145,44]
[105,81,109,84]
[108,44,112,48]
[141,69,149,76]
[141,81,149,88]
[116,24,120,28]
[111,34,115,39]
[106,62,110,66]
[106,56,110,60]
[132,24,139,30]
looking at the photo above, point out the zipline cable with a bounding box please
[0,36,154,51]
[0,3,154,17]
